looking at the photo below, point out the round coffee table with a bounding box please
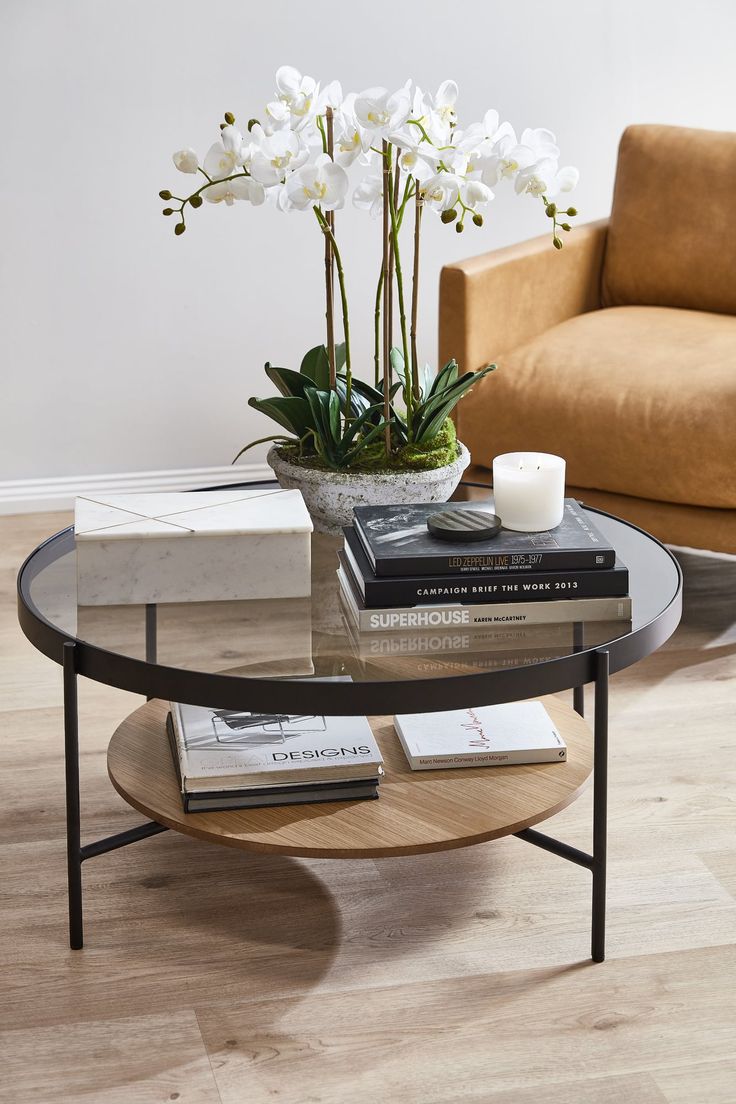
[17,481,682,961]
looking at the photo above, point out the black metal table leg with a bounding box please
[62,637,169,948]
[145,604,157,700]
[63,641,83,949]
[591,648,609,962]
[573,622,585,717]
[514,645,610,963]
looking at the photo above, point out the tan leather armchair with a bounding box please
[440,124,736,554]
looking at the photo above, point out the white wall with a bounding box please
[2,0,735,492]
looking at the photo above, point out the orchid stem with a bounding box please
[313,205,351,411]
[385,145,412,436]
[324,107,336,389]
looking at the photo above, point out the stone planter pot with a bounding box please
[267,442,471,535]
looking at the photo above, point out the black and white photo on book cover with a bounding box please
[353,499,615,574]
[170,694,383,781]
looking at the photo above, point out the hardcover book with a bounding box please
[394,700,567,770]
[338,591,630,659]
[165,714,379,812]
[353,499,615,576]
[343,528,630,609]
[168,700,383,800]
[336,559,633,630]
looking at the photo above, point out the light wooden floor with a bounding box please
[1,512,734,1104]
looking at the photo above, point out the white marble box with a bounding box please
[75,488,313,606]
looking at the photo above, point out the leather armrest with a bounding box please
[438,219,608,372]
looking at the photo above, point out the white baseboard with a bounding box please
[0,462,273,515]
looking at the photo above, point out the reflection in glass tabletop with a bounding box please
[20,483,682,688]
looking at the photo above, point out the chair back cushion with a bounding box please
[602,125,736,315]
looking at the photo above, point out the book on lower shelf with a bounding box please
[167,701,383,813]
[394,700,567,770]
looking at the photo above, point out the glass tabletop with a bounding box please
[19,482,682,697]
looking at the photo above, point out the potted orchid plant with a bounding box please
[160,67,578,532]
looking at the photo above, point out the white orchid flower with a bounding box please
[249,126,310,186]
[204,177,265,206]
[172,148,199,174]
[461,179,494,209]
[409,80,458,147]
[266,65,320,132]
[514,157,560,196]
[389,119,439,182]
[547,165,579,196]
[203,125,247,181]
[352,174,384,218]
[334,93,372,166]
[476,131,526,187]
[283,153,349,211]
[419,172,461,213]
[354,82,412,139]
[317,80,343,113]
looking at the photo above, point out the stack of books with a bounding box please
[338,499,631,637]
[167,701,383,813]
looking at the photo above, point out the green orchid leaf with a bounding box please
[343,418,395,466]
[248,395,314,438]
[334,376,372,419]
[341,402,386,448]
[265,364,312,399]
[300,344,331,389]
[428,358,459,397]
[232,435,292,464]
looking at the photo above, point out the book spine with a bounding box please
[406,748,568,769]
[362,565,629,608]
[165,711,187,805]
[351,595,632,631]
[366,544,616,576]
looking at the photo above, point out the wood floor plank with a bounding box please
[0,1010,222,1104]
[654,1059,736,1104]
[193,946,736,1104]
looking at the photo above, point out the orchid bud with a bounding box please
[162,208,173,216]
[220,123,226,130]
[189,195,203,208]
[175,222,186,236]
[472,213,483,227]
[553,236,562,249]
[546,203,556,218]
[247,118,259,131]
[566,207,577,216]
[561,222,571,231]
[455,221,464,233]
[224,111,235,125]
[159,189,172,200]
[440,208,456,224]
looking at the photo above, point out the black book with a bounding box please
[165,713,378,813]
[343,527,629,609]
[353,499,615,576]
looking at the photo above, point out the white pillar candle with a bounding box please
[492,452,566,532]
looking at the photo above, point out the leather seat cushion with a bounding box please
[455,305,736,509]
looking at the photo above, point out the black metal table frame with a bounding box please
[17,487,683,962]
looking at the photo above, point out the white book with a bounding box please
[170,701,383,791]
[394,701,567,770]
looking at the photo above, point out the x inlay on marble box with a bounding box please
[75,489,313,605]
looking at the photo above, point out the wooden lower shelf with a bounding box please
[107,696,593,859]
